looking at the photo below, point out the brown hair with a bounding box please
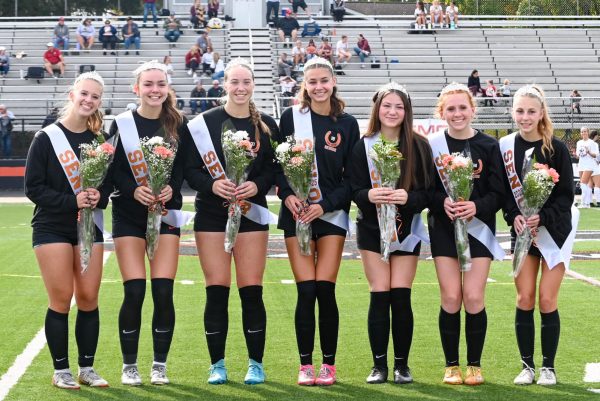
[513,85,554,158]
[60,73,104,134]
[297,60,345,121]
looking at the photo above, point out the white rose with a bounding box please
[276,142,290,155]
[232,130,249,142]
[146,136,164,146]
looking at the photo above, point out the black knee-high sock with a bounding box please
[390,288,413,369]
[75,308,99,368]
[465,308,487,367]
[239,285,266,363]
[204,285,229,364]
[439,307,461,367]
[119,279,146,365]
[316,281,338,366]
[368,291,390,368]
[295,280,317,365]
[45,308,69,370]
[151,278,175,364]
[515,308,535,369]
[541,310,560,369]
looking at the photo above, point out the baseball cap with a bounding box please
[46,42,54,47]
[285,9,292,15]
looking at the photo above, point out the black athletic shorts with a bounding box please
[194,212,268,233]
[112,214,180,239]
[292,0,308,12]
[283,218,346,239]
[510,229,542,258]
[32,226,103,248]
[428,214,493,259]
[356,225,421,257]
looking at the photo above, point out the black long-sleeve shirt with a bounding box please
[274,107,360,233]
[25,123,111,236]
[503,134,574,246]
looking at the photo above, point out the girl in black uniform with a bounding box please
[350,83,434,384]
[428,83,504,386]
[275,57,360,386]
[504,85,574,386]
[24,72,110,389]
[109,61,185,386]
[183,58,278,385]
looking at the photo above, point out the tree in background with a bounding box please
[0,0,142,17]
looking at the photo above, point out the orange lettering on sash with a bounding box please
[240,201,251,215]
[203,150,226,180]
[59,150,81,191]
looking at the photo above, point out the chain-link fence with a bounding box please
[460,0,600,16]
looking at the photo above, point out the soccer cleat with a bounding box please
[464,366,484,385]
[244,359,265,385]
[297,364,315,386]
[537,367,557,386]
[514,367,535,385]
[315,364,336,386]
[121,365,142,386]
[393,366,413,384]
[442,366,463,385]
[53,370,80,390]
[78,367,109,387]
[208,359,227,385]
[366,366,388,384]
[150,364,170,385]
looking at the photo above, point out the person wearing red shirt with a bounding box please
[353,33,371,68]
[43,42,65,78]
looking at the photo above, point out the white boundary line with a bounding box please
[0,251,112,401]
[567,269,600,288]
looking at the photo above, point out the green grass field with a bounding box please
[1,203,599,401]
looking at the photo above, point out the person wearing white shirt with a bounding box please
[76,18,95,51]
[430,0,444,27]
[211,52,225,80]
[336,35,351,65]
[201,46,214,77]
[445,1,459,27]
[577,127,599,207]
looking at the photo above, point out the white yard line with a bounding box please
[567,269,600,288]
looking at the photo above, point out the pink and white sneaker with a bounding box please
[297,364,315,386]
[315,364,336,386]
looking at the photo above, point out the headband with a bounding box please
[132,60,169,76]
[75,71,105,87]
[440,82,470,96]
[303,56,334,74]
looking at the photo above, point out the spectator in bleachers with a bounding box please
[211,51,225,80]
[336,35,352,66]
[483,79,498,107]
[414,1,427,29]
[122,17,141,56]
[42,107,59,128]
[201,45,215,76]
[0,47,9,76]
[171,88,185,110]
[290,0,311,17]
[430,0,445,27]
[292,40,306,67]
[353,33,371,68]
[445,1,459,28]
[43,42,65,79]
[500,79,511,97]
[0,104,15,157]
[191,0,207,29]
[196,30,213,53]
[189,81,208,114]
[331,0,345,22]
[163,55,174,85]
[301,18,321,38]
[164,14,183,47]
[279,75,297,107]
[570,89,582,115]
[317,37,333,63]
[143,0,159,28]
[207,0,220,19]
[306,39,317,60]
[186,44,202,78]
[467,69,484,96]
[76,18,95,52]
[277,10,300,47]
[278,52,293,76]
[267,0,280,26]
[53,17,70,52]
[207,79,224,109]
[99,19,117,56]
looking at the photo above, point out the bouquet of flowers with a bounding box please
[78,137,115,273]
[512,158,559,277]
[141,136,176,259]
[222,129,256,253]
[368,138,403,262]
[275,136,314,255]
[440,151,474,272]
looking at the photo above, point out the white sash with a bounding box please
[428,131,504,260]
[187,114,277,225]
[115,111,194,228]
[44,123,104,231]
[499,133,579,269]
[364,134,429,252]
[291,105,351,232]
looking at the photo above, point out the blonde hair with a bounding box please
[297,57,345,121]
[513,84,554,158]
[434,82,476,119]
[60,71,105,134]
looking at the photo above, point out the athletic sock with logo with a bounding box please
[541,309,560,369]
[204,285,230,364]
[368,291,391,368]
[316,280,338,366]
[515,307,535,369]
[439,307,461,367]
[75,307,99,368]
[239,285,266,363]
[390,287,413,369]
[465,308,487,367]
[151,278,175,364]
[46,308,69,370]
[119,278,146,365]
[296,280,317,366]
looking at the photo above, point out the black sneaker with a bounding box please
[393,366,413,384]
[366,366,388,384]
[136,51,140,55]
[125,51,129,55]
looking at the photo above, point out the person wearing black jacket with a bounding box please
[108,61,186,387]
[183,58,278,386]
[98,19,117,55]
[24,72,110,390]
[503,85,575,387]
[274,57,359,386]
[428,83,505,386]
[351,83,434,385]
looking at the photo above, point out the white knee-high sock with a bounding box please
[583,185,592,205]
[593,187,600,203]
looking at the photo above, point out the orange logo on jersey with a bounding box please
[324,131,341,152]
[250,141,260,154]
[473,158,483,179]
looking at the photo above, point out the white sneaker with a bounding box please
[121,365,142,386]
[150,364,170,385]
[53,370,80,390]
[187,69,193,76]
[513,367,535,385]
[537,367,556,386]
[78,367,109,387]
[361,63,366,69]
